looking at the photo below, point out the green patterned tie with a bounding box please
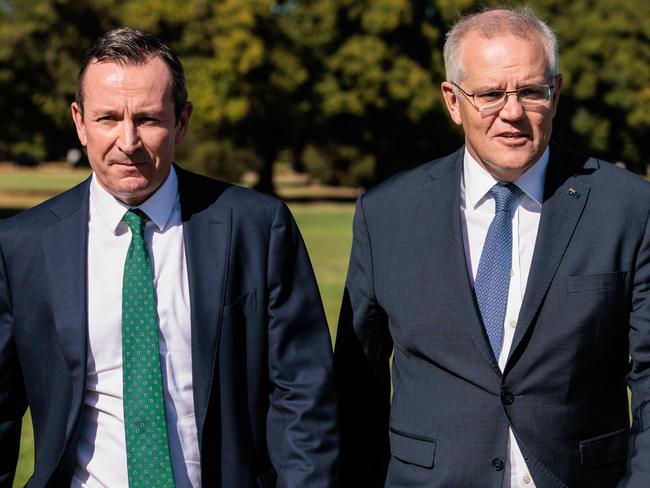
[122,209,175,487]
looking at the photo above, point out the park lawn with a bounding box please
[11,199,354,487]
[0,165,91,193]
[289,203,354,335]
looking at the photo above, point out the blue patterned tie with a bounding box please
[474,183,520,360]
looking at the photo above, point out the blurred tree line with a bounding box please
[1,0,649,193]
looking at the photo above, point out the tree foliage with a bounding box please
[529,0,650,172]
[0,0,117,160]
[1,0,649,188]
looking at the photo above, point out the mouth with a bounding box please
[495,132,531,145]
[111,160,150,167]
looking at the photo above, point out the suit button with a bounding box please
[501,390,514,405]
[492,458,505,471]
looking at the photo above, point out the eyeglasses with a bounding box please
[451,81,556,114]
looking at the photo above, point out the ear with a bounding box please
[550,74,562,117]
[71,102,87,147]
[174,101,193,145]
[441,81,463,126]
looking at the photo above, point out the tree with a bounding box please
[115,0,316,193]
[288,0,468,187]
[2,0,649,185]
[529,0,650,173]
[0,0,117,160]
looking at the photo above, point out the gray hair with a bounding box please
[443,7,559,84]
[76,27,188,122]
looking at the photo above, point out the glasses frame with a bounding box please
[451,81,556,114]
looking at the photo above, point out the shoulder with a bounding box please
[552,144,650,202]
[176,166,290,223]
[0,177,90,241]
[359,148,462,208]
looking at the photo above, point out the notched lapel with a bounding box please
[42,184,90,376]
[421,151,502,375]
[41,181,91,453]
[182,199,232,442]
[507,149,592,367]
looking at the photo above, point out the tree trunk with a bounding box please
[253,153,277,195]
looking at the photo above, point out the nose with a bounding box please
[116,119,143,155]
[498,92,525,121]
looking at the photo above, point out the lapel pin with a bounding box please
[567,187,580,199]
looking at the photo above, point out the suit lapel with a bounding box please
[42,180,90,376]
[506,146,592,366]
[420,149,502,375]
[178,168,232,445]
[41,179,91,450]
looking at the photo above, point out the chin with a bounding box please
[108,183,153,204]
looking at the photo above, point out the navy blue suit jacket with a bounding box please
[335,145,650,487]
[0,166,338,487]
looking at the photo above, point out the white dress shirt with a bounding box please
[72,167,201,487]
[460,147,549,488]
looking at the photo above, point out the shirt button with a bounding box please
[492,458,504,471]
[509,320,517,329]
[523,474,531,484]
[510,268,515,277]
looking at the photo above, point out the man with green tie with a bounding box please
[0,27,338,487]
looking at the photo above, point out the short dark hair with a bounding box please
[75,27,188,122]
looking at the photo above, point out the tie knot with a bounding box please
[489,183,520,212]
[123,209,149,236]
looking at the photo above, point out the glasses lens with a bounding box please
[474,91,505,111]
[519,85,551,105]
[475,85,552,112]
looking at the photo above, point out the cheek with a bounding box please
[85,132,114,154]
[470,119,495,139]
[143,130,173,152]
[533,116,554,140]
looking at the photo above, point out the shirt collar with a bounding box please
[462,146,549,209]
[89,166,179,234]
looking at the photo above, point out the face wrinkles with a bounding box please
[71,57,192,205]
[442,34,561,182]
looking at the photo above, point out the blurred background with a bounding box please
[2,0,650,191]
[2,0,650,485]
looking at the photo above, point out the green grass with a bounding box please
[289,203,354,335]
[15,412,33,486]
[0,168,90,193]
[11,199,353,487]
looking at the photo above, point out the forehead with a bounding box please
[459,34,549,84]
[81,57,173,107]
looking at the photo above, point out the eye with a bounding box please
[475,90,504,103]
[519,86,547,101]
[138,116,160,125]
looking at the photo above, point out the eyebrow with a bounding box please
[89,107,168,118]
[470,78,550,91]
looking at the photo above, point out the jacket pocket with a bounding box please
[389,428,436,468]
[222,288,257,326]
[579,428,628,468]
[567,271,626,293]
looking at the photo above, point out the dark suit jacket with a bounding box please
[0,166,338,487]
[335,145,650,487]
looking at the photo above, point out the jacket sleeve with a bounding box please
[265,201,339,488]
[622,205,650,486]
[334,196,393,487]
[0,242,28,488]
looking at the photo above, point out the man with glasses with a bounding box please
[336,7,650,487]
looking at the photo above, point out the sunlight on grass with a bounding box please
[290,203,354,336]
